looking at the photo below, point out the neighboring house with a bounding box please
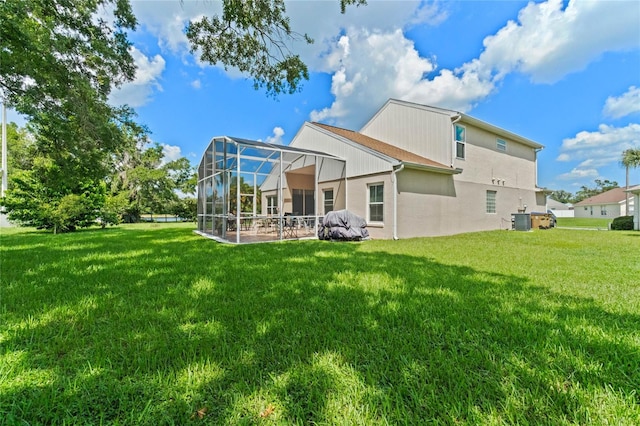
[627,185,640,230]
[573,187,635,219]
[196,99,547,242]
[547,198,574,218]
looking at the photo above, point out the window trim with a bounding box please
[454,124,466,159]
[323,189,334,215]
[368,183,384,223]
[266,195,278,216]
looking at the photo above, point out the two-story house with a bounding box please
[284,99,546,239]
[197,99,546,242]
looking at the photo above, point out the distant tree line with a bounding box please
[550,179,619,205]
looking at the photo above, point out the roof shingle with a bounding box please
[312,122,453,171]
[574,187,629,205]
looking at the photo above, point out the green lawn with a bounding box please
[1,224,639,425]
[556,217,613,229]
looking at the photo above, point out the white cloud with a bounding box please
[131,1,430,74]
[557,165,600,181]
[191,79,202,89]
[556,123,640,180]
[311,0,640,127]
[478,0,639,83]
[131,1,222,54]
[312,28,449,125]
[310,27,494,126]
[161,144,183,163]
[109,47,165,107]
[408,1,448,27]
[265,127,285,145]
[603,86,640,119]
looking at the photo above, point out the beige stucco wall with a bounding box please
[318,179,347,214]
[454,123,538,190]
[394,168,544,238]
[345,173,395,240]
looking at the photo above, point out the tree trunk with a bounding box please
[626,165,630,215]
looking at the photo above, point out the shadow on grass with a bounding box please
[1,226,639,424]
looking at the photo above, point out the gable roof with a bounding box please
[574,187,629,206]
[627,184,640,194]
[312,122,459,174]
[365,99,544,150]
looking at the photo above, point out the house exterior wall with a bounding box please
[318,179,347,215]
[574,203,622,219]
[359,100,543,212]
[634,192,640,230]
[344,173,395,240]
[360,101,454,166]
[292,124,393,178]
[289,101,544,239]
[455,123,538,191]
[395,168,542,238]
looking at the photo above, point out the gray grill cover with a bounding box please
[318,210,369,240]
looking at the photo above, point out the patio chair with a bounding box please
[283,214,297,238]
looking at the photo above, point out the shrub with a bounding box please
[610,215,634,230]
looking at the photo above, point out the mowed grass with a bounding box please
[556,217,613,229]
[1,223,639,425]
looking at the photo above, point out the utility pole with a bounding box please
[1,101,7,199]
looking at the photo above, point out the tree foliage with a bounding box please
[549,190,573,204]
[1,0,142,231]
[1,0,136,116]
[2,0,364,230]
[108,141,195,222]
[186,0,367,95]
[3,121,195,230]
[573,179,619,203]
[621,148,640,171]
[3,165,107,233]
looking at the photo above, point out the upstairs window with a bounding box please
[497,138,507,152]
[455,124,466,159]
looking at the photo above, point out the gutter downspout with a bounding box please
[392,163,404,240]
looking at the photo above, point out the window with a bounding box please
[369,184,384,222]
[497,138,507,152]
[324,189,334,214]
[455,124,466,159]
[266,195,277,215]
[486,190,497,214]
[600,206,607,216]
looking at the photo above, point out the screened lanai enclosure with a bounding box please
[196,137,346,243]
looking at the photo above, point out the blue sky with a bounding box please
[13,0,640,193]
